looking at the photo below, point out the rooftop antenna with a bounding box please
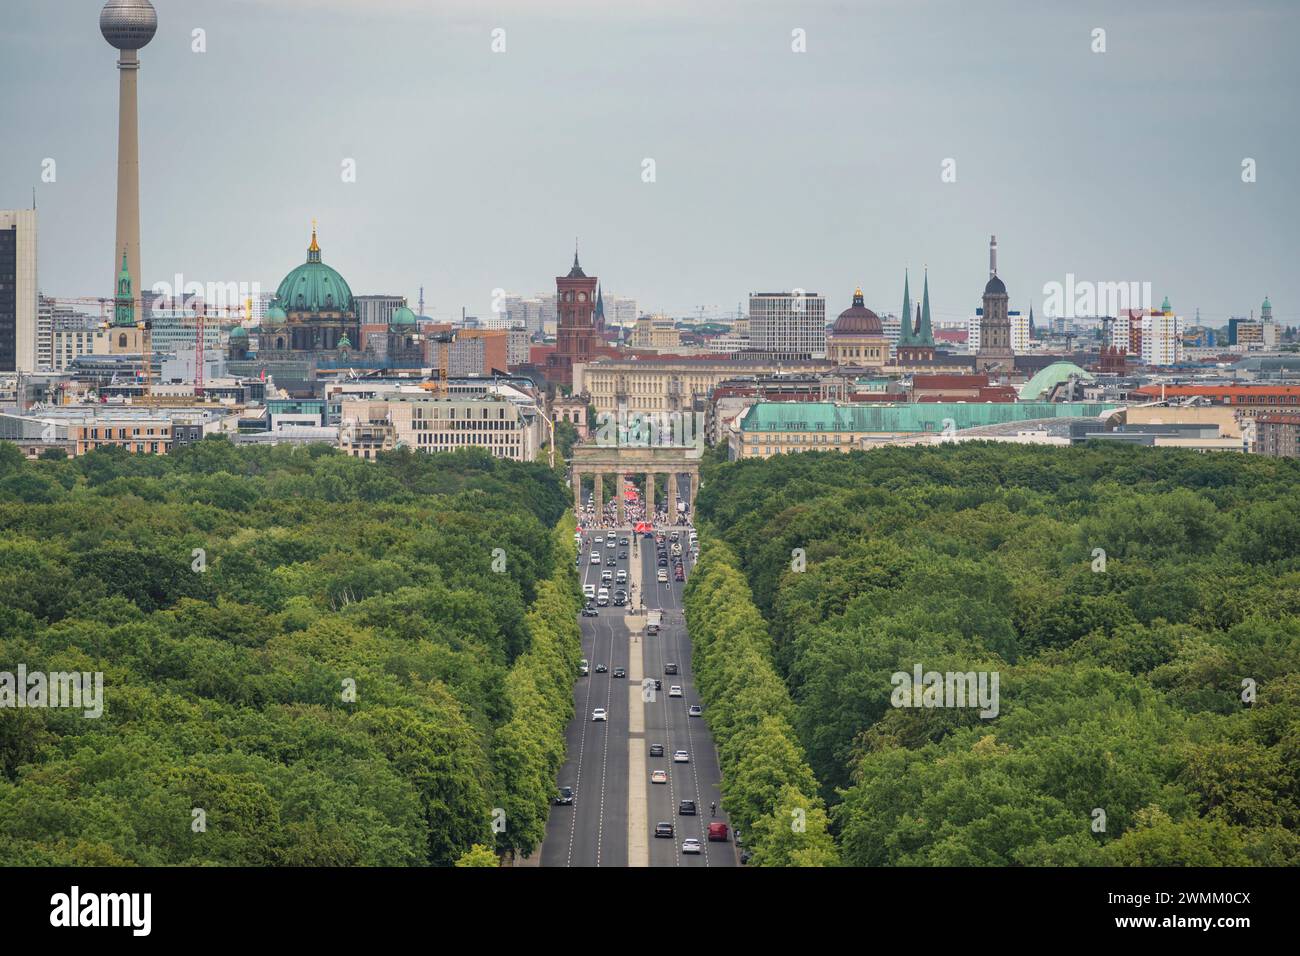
[418,286,425,316]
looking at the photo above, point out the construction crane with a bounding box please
[420,331,454,397]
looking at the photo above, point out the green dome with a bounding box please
[229,325,249,340]
[1018,361,1095,402]
[1161,296,1172,313]
[275,225,354,314]
[264,302,287,323]
[390,305,417,327]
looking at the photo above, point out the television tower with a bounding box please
[100,0,157,301]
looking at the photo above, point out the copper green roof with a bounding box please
[740,401,1118,434]
[276,225,354,314]
[390,305,417,326]
[897,270,914,346]
[1018,361,1095,401]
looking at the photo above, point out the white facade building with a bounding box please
[748,291,827,358]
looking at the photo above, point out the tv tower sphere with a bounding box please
[100,0,157,51]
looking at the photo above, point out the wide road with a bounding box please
[540,488,738,866]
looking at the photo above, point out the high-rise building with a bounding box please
[36,293,53,371]
[1010,310,1031,352]
[748,291,827,358]
[1141,298,1185,366]
[354,294,407,327]
[976,234,1013,372]
[100,0,157,301]
[1,209,39,372]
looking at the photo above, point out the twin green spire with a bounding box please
[897,269,934,348]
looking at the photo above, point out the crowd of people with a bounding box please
[576,485,693,531]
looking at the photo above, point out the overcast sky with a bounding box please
[2,0,1297,326]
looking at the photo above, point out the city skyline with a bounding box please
[2,0,1297,324]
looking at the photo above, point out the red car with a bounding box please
[708,821,729,842]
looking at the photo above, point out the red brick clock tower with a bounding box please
[549,247,598,386]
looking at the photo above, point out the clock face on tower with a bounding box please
[578,293,587,302]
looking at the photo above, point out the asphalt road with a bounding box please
[540,488,738,867]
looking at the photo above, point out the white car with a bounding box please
[651,769,668,784]
[657,569,668,583]
[583,584,596,599]
[682,838,702,855]
[590,552,601,565]
[668,685,683,697]
[688,704,702,717]
[594,536,604,546]
[592,708,607,722]
[673,750,689,763]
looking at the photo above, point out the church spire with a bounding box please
[917,268,934,347]
[113,247,135,327]
[307,219,321,263]
[898,269,914,345]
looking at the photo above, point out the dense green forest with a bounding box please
[0,439,579,866]
[694,443,1300,865]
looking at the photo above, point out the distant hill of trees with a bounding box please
[0,439,578,866]
[694,443,1300,865]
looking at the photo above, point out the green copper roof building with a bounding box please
[275,224,354,314]
[112,248,135,327]
[390,305,417,327]
[1018,361,1095,401]
[740,401,1119,435]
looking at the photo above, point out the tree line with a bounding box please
[0,438,576,866]
[694,442,1300,865]
[683,540,838,866]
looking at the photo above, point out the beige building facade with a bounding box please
[340,394,543,461]
[574,356,836,418]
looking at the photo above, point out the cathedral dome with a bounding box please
[275,225,354,314]
[390,306,417,327]
[229,325,248,340]
[832,287,883,335]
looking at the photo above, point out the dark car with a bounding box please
[618,551,627,559]
[581,607,599,617]
[664,663,678,675]
[606,557,617,567]
[654,679,662,691]
[679,799,696,816]
[708,821,729,842]
[649,743,664,757]
[595,663,608,673]
[674,570,685,581]
[654,822,674,839]
[657,557,668,567]
[619,537,630,546]
[553,786,574,805]
[613,667,626,678]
